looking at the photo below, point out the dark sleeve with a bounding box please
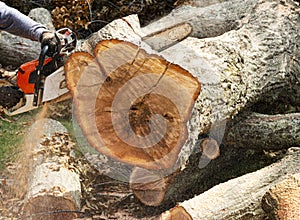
[0,1,47,41]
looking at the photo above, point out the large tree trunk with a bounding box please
[22,119,81,220]
[69,0,299,206]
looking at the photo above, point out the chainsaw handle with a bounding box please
[33,45,48,106]
[36,45,48,71]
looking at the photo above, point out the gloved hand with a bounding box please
[40,32,59,57]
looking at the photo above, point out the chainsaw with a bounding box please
[1,28,77,116]
[0,23,192,116]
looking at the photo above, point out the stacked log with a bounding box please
[159,148,300,219]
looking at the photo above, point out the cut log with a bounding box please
[158,148,300,220]
[70,0,300,206]
[22,119,81,220]
[262,173,300,220]
[0,8,55,67]
[159,206,192,220]
[77,0,300,168]
[66,39,201,170]
[142,0,257,39]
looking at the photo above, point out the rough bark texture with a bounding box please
[262,173,300,220]
[22,119,81,220]
[158,148,300,220]
[0,8,55,67]
[152,0,300,168]
[224,112,300,150]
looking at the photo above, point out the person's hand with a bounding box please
[40,32,59,57]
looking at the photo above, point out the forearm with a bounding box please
[0,2,47,41]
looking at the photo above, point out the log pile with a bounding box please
[158,148,300,219]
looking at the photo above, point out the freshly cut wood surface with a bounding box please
[65,52,95,97]
[200,138,220,160]
[159,206,192,220]
[65,39,201,170]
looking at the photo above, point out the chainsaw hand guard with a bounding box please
[41,32,59,57]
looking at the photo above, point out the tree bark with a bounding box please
[158,148,300,220]
[142,0,256,39]
[22,119,81,220]
[0,8,55,67]
[224,112,300,150]
[147,0,300,168]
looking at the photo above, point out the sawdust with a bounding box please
[5,103,49,216]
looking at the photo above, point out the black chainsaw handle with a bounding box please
[36,45,49,72]
[33,45,48,106]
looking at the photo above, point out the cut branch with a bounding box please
[142,0,257,38]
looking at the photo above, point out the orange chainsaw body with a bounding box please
[17,58,53,94]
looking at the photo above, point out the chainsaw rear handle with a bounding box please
[36,45,49,71]
[33,45,48,106]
